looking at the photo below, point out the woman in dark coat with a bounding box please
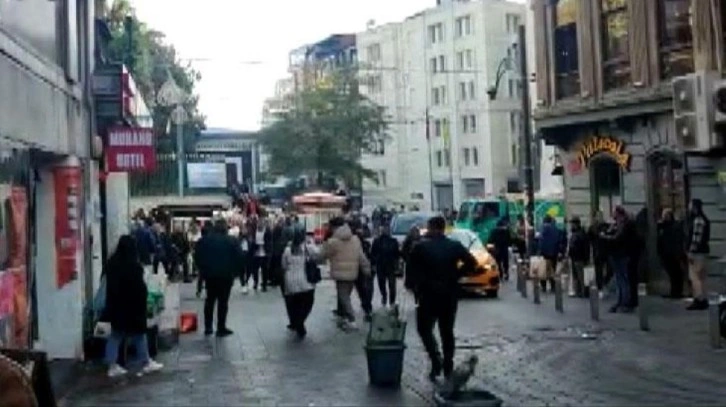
[103,235,163,378]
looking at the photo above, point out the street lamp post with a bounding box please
[157,74,188,197]
[487,25,536,256]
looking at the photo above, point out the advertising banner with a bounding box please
[53,167,82,289]
[187,162,227,189]
[106,127,156,172]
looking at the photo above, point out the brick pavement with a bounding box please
[64,278,726,406]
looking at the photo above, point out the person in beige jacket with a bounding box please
[319,217,371,330]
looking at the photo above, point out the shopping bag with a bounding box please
[93,321,111,338]
[180,312,198,334]
[529,256,547,280]
[583,265,596,287]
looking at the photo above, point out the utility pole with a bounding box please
[425,108,435,210]
[518,24,536,255]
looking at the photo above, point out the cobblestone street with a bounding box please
[64,279,726,406]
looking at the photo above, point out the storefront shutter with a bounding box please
[629,0,650,87]
[692,0,720,71]
[533,0,551,105]
[576,0,596,98]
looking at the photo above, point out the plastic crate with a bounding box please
[364,343,406,387]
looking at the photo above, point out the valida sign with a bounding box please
[106,127,156,172]
[577,135,631,171]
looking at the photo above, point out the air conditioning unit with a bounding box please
[713,79,726,132]
[672,70,723,151]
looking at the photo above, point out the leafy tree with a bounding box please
[105,0,205,152]
[260,69,388,188]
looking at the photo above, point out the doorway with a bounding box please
[590,157,622,218]
[650,153,686,220]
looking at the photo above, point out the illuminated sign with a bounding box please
[577,136,631,171]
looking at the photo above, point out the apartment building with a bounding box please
[358,0,527,211]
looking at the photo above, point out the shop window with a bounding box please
[659,0,693,80]
[601,0,631,90]
[651,155,686,220]
[554,0,580,99]
[590,158,622,218]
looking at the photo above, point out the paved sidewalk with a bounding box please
[63,278,726,406]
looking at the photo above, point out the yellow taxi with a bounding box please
[447,228,501,298]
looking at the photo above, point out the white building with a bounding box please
[357,0,528,211]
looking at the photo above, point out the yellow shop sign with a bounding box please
[577,136,631,170]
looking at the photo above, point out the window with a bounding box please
[469,114,477,133]
[456,16,472,37]
[456,52,465,70]
[509,112,518,134]
[508,78,514,98]
[511,143,518,166]
[436,150,444,167]
[442,118,450,139]
[366,75,382,93]
[444,149,451,167]
[440,86,448,104]
[554,0,580,99]
[430,57,438,73]
[434,119,442,137]
[506,13,521,34]
[433,87,441,105]
[472,148,479,165]
[428,23,444,44]
[465,50,474,69]
[378,170,387,187]
[366,44,382,63]
[601,0,630,90]
[463,148,471,166]
[462,115,470,133]
[468,81,476,100]
[439,55,446,72]
[459,82,467,101]
[659,0,693,80]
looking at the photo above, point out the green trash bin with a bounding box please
[364,342,406,387]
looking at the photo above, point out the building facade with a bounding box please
[357,0,527,211]
[532,0,726,292]
[0,0,96,359]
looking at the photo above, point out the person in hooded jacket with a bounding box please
[488,218,512,281]
[319,217,371,331]
[537,215,562,292]
[103,235,163,378]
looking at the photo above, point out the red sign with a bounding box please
[54,167,82,289]
[106,127,156,172]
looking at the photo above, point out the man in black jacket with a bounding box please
[568,216,590,298]
[409,216,477,380]
[194,219,244,337]
[371,223,401,307]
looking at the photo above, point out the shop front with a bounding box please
[550,113,699,293]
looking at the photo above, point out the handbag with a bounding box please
[303,245,322,284]
[93,321,112,338]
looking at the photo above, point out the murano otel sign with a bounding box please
[570,135,631,173]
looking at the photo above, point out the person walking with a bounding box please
[657,208,686,299]
[352,220,374,321]
[133,217,156,273]
[600,206,636,313]
[319,217,371,331]
[171,224,191,283]
[194,219,244,337]
[408,216,477,380]
[488,219,512,281]
[402,226,422,295]
[567,216,590,298]
[686,199,710,310]
[103,235,163,378]
[269,217,290,288]
[370,223,401,307]
[281,229,319,338]
[249,219,272,292]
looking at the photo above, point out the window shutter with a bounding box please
[533,0,551,105]
[628,0,650,87]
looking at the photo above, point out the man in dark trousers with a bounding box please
[371,223,401,307]
[408,216,477,380]
[194,219,244,337]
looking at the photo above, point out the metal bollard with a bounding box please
[554,275,564,313]
[533,278,541,304]
[516,259,524,294]
[589,283,599,321]
[708,292,722,349]
[638,283,649,331]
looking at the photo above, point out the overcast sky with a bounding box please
[131,0,443,131]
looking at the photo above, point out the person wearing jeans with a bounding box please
[104,235,163,378]
[601,206,636,313]
[319,217,371,331]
